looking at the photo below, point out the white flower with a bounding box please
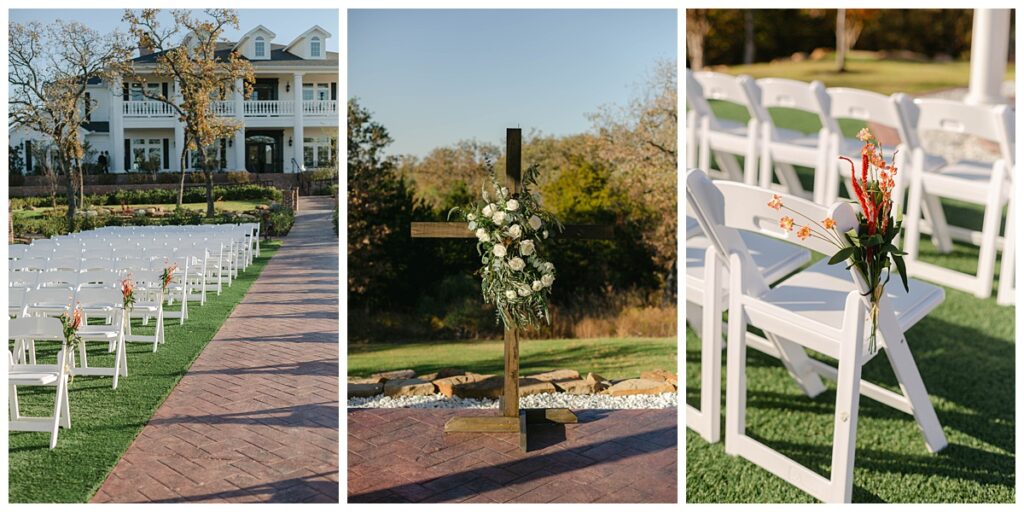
[505,290,517,300]
[528,215,542,230]
[543,262,555,272]
[482,204,494,218]
[476,228,490,242]
[509,257,526,271]
[500,187,509,198]
[541,274,555,287]
[493,244,507,258]
[532,280,543,291]
[493,211,507,225]
[542,230,549,239]
[508,224,522,239]
[517,286,531,297]
[520,239,535,256]
[506,199,519,211]
[467,213,477,221]
[468,221,477,231]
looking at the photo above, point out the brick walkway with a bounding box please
[93,196,339,503]
[348,409,677,503]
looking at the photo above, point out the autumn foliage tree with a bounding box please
[122,8,255,215]
[9,20,132,228]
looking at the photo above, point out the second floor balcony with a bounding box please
[122,99,338,120]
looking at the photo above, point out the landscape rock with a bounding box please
[453,375,504,399]
[383,378,435,397]
[370,369,416,381]
[348,382,383,398]
[641,369,678,387]
[601,378,676,397]
[586,372,611,392]
[435,368,468,379]
[809,47,830,61]
[519,378,557,396]
[552,379,596,394]
[526,369,580,382]
[434,373,493,398]
[348,376,383,385]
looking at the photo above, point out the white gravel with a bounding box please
[348,392,677,410]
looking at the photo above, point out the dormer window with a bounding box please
[255,36,266,58]
[310,36,321,57]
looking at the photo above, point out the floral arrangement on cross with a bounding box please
[768,128,909,353]
[450,162,563,331]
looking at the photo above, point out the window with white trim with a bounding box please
[303,136,335,168]
[302,83,330,101]
[310,36,321,57]
[129,83,161,101]
[255,36,266,58]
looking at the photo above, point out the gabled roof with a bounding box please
[233,24,277,52]
[131,42,337,67]
[283,25,331,53]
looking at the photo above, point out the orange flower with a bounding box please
[70,305,83,331]
[857,127,872,142]
[767,194,783,210]
[822,217,836,229]
[779,216,795,232]
[796,225,812,240]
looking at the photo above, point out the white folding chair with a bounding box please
[688,70,762,184]
[687,170,948,502]
[897,96,1014,298]
[124,270,166,352]
[9,317,71,449]
[75,287,127,389]
[752,78,831,200]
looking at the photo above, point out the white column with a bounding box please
[233,78,246,170]
[292,72,304,173]
[965,9,1010,105]
[109,77,125,173]
[173,80,185,172]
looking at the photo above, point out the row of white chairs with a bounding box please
[686,70,1014,301]
[685,169,946,502]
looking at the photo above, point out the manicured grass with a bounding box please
[13,200,264,220]
[715,50,1015,95]
[349,337,676,381]
[8,242,281,503]
[686,104,1015,502]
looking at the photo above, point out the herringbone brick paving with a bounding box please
[348,408,677,503]
[93,197,339,503]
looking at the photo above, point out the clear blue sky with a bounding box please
[9,9,339,52]
[349,9,676,157]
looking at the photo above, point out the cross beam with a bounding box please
[411,128,613,451]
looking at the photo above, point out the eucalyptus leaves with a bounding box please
[451,163,562,331]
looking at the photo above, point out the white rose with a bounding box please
[468,221,477,231]
[528,215,542,230]
[493,244,507,258]
[467,213,476,221]
[532,280,543,291]
[505,290,517,300]
[500,187,509,198]
[541,274,555,287]
[506,199,519,211]
[517,286,531,297]
[543,262,555,272]
[542,230,549,239]
[476,228,490,242]
[482,204,494,218]
[509,257,526,271]
[508,224,522,239]
[493,211,507,225]
[520,240,535,256]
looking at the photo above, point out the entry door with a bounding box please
[245,132,283,173]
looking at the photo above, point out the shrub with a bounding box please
[156,172,180,184]
[166,207,203,226]
[264,204,295,236]
[126,172,152,185]
[225,171,251,184]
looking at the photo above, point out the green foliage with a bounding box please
[14,184,281,209]
[264,204,295,236]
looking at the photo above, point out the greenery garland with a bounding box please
[451,162,563,331]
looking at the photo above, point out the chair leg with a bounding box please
[903,161,926,263]
[766,332,827,398]
[9,384,20,421]
[997,193,1015,305]
[921,192,954,254]
[828,300,865,503]
[974,174,1006,299]
[50,376,67,449]
[884,334,948,453]
[59,378,71,429]
[699,251,723,443]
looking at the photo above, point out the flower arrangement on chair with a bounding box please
[121,275,136,313]
[59,304,84,377]
[768,128,909,353]
[449,162,563,331]
[160,263,177,294]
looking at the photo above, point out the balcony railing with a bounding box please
[244,100,294,117]
[210,101,235,116]
[123,101,175,117]
[303,100,337,116]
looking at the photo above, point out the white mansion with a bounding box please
[11,25,338,174]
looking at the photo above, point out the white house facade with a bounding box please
[10,24,338,175]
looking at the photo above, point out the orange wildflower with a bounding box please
[796,225,812,240]
[822,217,836,230]
[767,194,783,210]
[857,127,872,142]
[780,216,795,232]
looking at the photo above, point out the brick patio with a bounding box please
[92,196,339,503]
[348,408,677,503]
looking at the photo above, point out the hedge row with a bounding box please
[13,205,295,239]
[11,184,283,209]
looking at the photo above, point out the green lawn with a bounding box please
[8,242,280,503]
[686,103,1015,502]
[349,337,676,381]
[715,50,1015,95]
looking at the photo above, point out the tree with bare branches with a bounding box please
[9,20,132,228]
[122,9,255,215]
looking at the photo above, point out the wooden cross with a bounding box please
[411,128,614,451]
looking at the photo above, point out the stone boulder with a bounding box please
[552,379,596,395]
[519,378,557,396]
[434,373,493,398]
[383,378,435,397]
[601,378,676,396]
[586,372,611,392]
[809,47,830,61]
[526,369,580,383]
[348,376,383,385]
[640,369,678,387]
[452,375,504,399]
[370,369,416,382]
[348,382,383,398]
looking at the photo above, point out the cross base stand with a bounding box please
[444,408,578,452]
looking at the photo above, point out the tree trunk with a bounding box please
[178,150,188,208]
[836,9,848,73]
[743,10,755,65]
[78,165,85,209]
[687,30,705,70]
[63,158,76,231]
[205,170,215,218]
